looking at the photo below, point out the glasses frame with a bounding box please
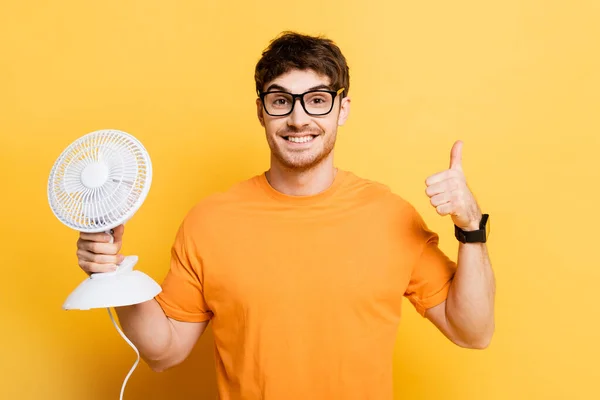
[259,87,345,117]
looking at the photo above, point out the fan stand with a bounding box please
[62,255,162,310]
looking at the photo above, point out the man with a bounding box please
[76,31,495,399]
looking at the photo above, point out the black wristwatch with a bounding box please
[455,214,490,243]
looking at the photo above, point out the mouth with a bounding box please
[282,135,318,144]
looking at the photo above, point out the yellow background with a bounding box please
[1,0,598,399]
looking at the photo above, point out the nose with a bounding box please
[288,97,311,128]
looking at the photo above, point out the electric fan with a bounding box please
[47,128,162,399]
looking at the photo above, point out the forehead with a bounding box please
[264,69,331,92]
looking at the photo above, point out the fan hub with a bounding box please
[81,162,109,189]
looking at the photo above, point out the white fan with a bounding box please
[48,128,162,399]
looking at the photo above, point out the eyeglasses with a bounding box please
[259,88,345,116]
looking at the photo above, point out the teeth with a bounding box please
[287,136,313,143]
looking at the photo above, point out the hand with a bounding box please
[76,224,125,275]
[425,140,482,231]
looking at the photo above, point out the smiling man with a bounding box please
[76,31,496,399]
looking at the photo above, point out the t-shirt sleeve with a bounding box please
[403,205,457,317]
[155,217,213,323]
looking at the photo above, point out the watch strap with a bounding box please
[455,214,489,243]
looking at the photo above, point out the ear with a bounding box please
[256,98,265,127]
[337,96,351,126]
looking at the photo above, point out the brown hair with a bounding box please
[254,31,350,97]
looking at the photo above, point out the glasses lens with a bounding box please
[303,91,333,115]
[264,93,293,116]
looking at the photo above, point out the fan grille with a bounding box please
[48,129,152,232]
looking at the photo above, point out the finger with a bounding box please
[425,179,459,197]
[449,140,463,171]
[435,202,454,216]
[79,260,118,274]
[79,231,113,243]
[425,169,463,186]
[111,224,125,243]
[77,248,124,265]
[77,238,122,255]
[430,192,451,208]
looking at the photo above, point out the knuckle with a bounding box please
[77,239,87,251]
[87,264,100,273]
[86,263,101,273]
[108,244,120,255]
[85,263,100,273]
[90,253,104,264]
[79,240,90,251]
[90,242,102,254]
[93,263,116,273]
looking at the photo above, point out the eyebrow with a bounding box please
[264,83,332,93]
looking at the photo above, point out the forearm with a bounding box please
[446,242,496,348]
[115,299,175,367]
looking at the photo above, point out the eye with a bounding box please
[304,92,332,109]
[268,95,291,108]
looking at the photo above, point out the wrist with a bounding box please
[462,211,484,231]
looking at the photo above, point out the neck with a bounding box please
[266,154,337,196]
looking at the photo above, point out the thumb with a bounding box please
[449,140,463,171]
[110,224,125,243]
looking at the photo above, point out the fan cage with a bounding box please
[48,130,152,233]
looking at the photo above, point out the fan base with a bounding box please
[63,255,162,310]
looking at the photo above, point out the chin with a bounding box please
[278,157,318,171]
[276,151,332,171]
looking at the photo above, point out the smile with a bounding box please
[283,135,317,143]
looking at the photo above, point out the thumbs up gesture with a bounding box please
[425,140,482,231]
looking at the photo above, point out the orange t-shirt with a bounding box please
[155,169,457,399]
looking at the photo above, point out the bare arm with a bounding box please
[114,299,208,372]
[425,241,495,349]
[424,140,495,349]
